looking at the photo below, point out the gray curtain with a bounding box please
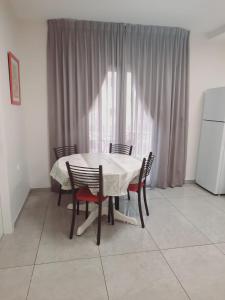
[47,19,189,188]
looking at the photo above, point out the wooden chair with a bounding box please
[54,145,78,206]
[66,162,114,245]
[127,152,155,228]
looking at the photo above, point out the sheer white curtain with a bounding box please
[89,70,118,153]
[124,72,153,159]
[89,70,153,161]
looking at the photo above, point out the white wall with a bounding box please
[16,21,50,188]
[186,34,225,180]
[0,0,30,229]
[15,21,225,186]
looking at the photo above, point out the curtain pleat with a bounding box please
[47,19,189,188]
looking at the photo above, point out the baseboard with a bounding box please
[185,180,195,184]
[30,187,51,192]
[14,188,31,227]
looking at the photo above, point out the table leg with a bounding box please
[113,209,137,225]
[77,208,99,235]
[115,196,119,210]
[76,206,138,236]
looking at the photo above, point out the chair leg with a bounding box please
[70,199,77,239]
[107,199,111,223]
[109,197,114,225]
[137,191,145,228]
[76,201,80,215]
[115,196,119,210]
[57,185,62,206]
[97,202,102,245]
[85,202,89,219]
[127,189,131,200]
[143,185,149,216]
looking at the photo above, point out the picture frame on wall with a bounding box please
[8,51,21,105]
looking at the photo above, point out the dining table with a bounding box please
[50,153,142,235]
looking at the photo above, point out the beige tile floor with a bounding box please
[1,185,225,299]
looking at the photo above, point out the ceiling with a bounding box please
[9,0,225,35]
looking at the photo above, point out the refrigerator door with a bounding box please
[203,87,225,122]
[196,120,225,194]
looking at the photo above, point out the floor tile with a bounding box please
[146,188,165,199]
[215,243,225,254]
[187,184,214,197]
[204,195,225,213]
[0,266,33,300]
[143,198,209,249]
[159,185,198,199]
[124,190,159,217]
[102,251,188,300]
[0,204,46,268]
[122,188,164,214]
[99,221,157,256]
[168,196,225,243]
[28,258,108,300]
[24,189,51,211]
[36,202,99,264]
[2,184,225,299]
[163,244,225,300]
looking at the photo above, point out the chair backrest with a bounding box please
[109,143,133,156]
[66,162,103,198]
[54,145,78,160]
[138,152,155,186]
[145,152,155,178]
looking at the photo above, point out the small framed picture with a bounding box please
[8,52,21,105]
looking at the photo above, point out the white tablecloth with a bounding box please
[50,153,142,196]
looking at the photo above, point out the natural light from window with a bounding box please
[89,71,153,158]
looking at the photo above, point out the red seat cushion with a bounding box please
[75,188,107,203]
[128,181,144,192]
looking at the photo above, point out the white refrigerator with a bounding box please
[196,87,225,195]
